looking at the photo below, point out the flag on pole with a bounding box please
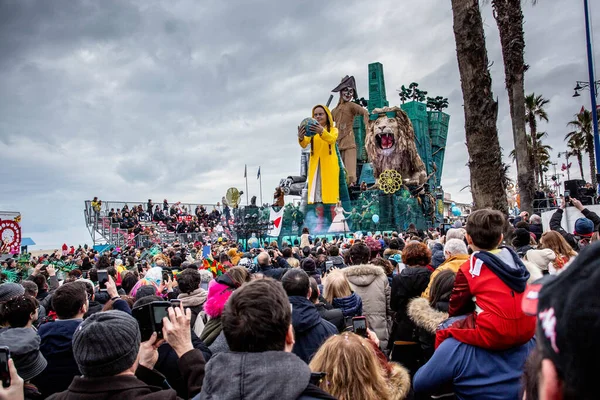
[267,207,284,237]
[244,164,247,178]
[257,166,261,180]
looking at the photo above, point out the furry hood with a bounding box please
[407,297,448,334]
[203,281,234,318]
[388,362,411,400]
[383,248,401,257]
[343,264,385,286]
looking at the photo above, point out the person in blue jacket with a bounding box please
[413,316,535,400]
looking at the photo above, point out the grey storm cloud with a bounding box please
[0,0,596,247]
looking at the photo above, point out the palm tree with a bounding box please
[566,109,596,186]
[567,135,586,180]
[451,0,508,214]
[525,93,550,186]
[487,0,537,213]
[509,132,552,185]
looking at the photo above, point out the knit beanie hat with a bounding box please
[431,250,446,269]
[0,283,25,303]
[0,328,47,381]
[301,257,317,273]
[525,249,556,271]
[72,310,141,377]
[513,228,531,248]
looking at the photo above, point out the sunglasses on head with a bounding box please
[369,111,397,121]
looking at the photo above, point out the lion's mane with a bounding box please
[365,106,427,185]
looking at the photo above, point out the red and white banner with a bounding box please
[267,207,284,237]
[0,212,21,255]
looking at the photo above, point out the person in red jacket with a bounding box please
[435,209,536,350]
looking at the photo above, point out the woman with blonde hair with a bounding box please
[309,332,410,400]
[539,231,578,274]
[323,270,362,322]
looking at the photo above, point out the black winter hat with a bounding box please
[301,257,317,273]
[73,310,141,377]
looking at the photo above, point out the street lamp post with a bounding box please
[582,0,600,184]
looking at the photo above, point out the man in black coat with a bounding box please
[282,270,337,363]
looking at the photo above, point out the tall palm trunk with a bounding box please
[587,141,597,186]
[491,0,534,213]
[451,0,508,213]
[576,152,585,180]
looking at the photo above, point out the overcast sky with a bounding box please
[0,0,597,248]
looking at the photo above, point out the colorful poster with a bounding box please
[0,212,22,255]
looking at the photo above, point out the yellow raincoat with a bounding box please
[299,105,340,204]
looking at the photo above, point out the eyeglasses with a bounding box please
[369,111,396,121]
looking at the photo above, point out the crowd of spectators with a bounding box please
[0,200,599,399]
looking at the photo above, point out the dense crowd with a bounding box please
[91,197,232,241]
[0,199,599,399]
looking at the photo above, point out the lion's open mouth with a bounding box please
[376,133,395,150]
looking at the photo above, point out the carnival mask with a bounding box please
[341,87,354,102]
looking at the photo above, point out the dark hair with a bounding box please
[2,295,39,327]
[178,269,201,294]
[107,267,117,279]
[222,279,291,352]
[520,348,541,400]
[133,295,163,309]
[52,282,87,319]
[31,275,47,293]
[302,246,311,257]
[466,209,506,250]
[134,285,157,302]
[308,277,319,303]
[96,256,111,270]
[282,269,310,297]
[429,270,456,308]
[302,227,309,234]
[21,281,38,297]
[348,242,370,265]
[515,221,530,230]
[389,239,400,250]
[126,256,135,267]
[281,247,293,258]
[328,245,340,257]
[121,273,138,295]
[402,242,432,267]
[88,268,98,283]
[171,256,182,268]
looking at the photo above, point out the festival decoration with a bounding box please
[0,216,21,255]
[267,207,284,237]
[0,269,19,283]
[378,169,403,194]
[201,258,227,278]
[331,75,369,185]
[451,203,462,217]
[298,105,340,204]
[372,214,380,224]
[365,106,428,186]
[247,234,259,249]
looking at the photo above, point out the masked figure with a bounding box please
[331,76,369,185]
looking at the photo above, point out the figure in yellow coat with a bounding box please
[298,105,340,204]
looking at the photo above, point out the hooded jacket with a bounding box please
[298,105,340,204]
[407,297,449,364]
[343,264,392,349]
[327,255,347,269]
[34,319,82,397]
[437,247,536,350]
[196,351,335,400]
[288,296,337,363]
[389,265,432,346]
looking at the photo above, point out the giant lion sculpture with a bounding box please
[365,106,428,186]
